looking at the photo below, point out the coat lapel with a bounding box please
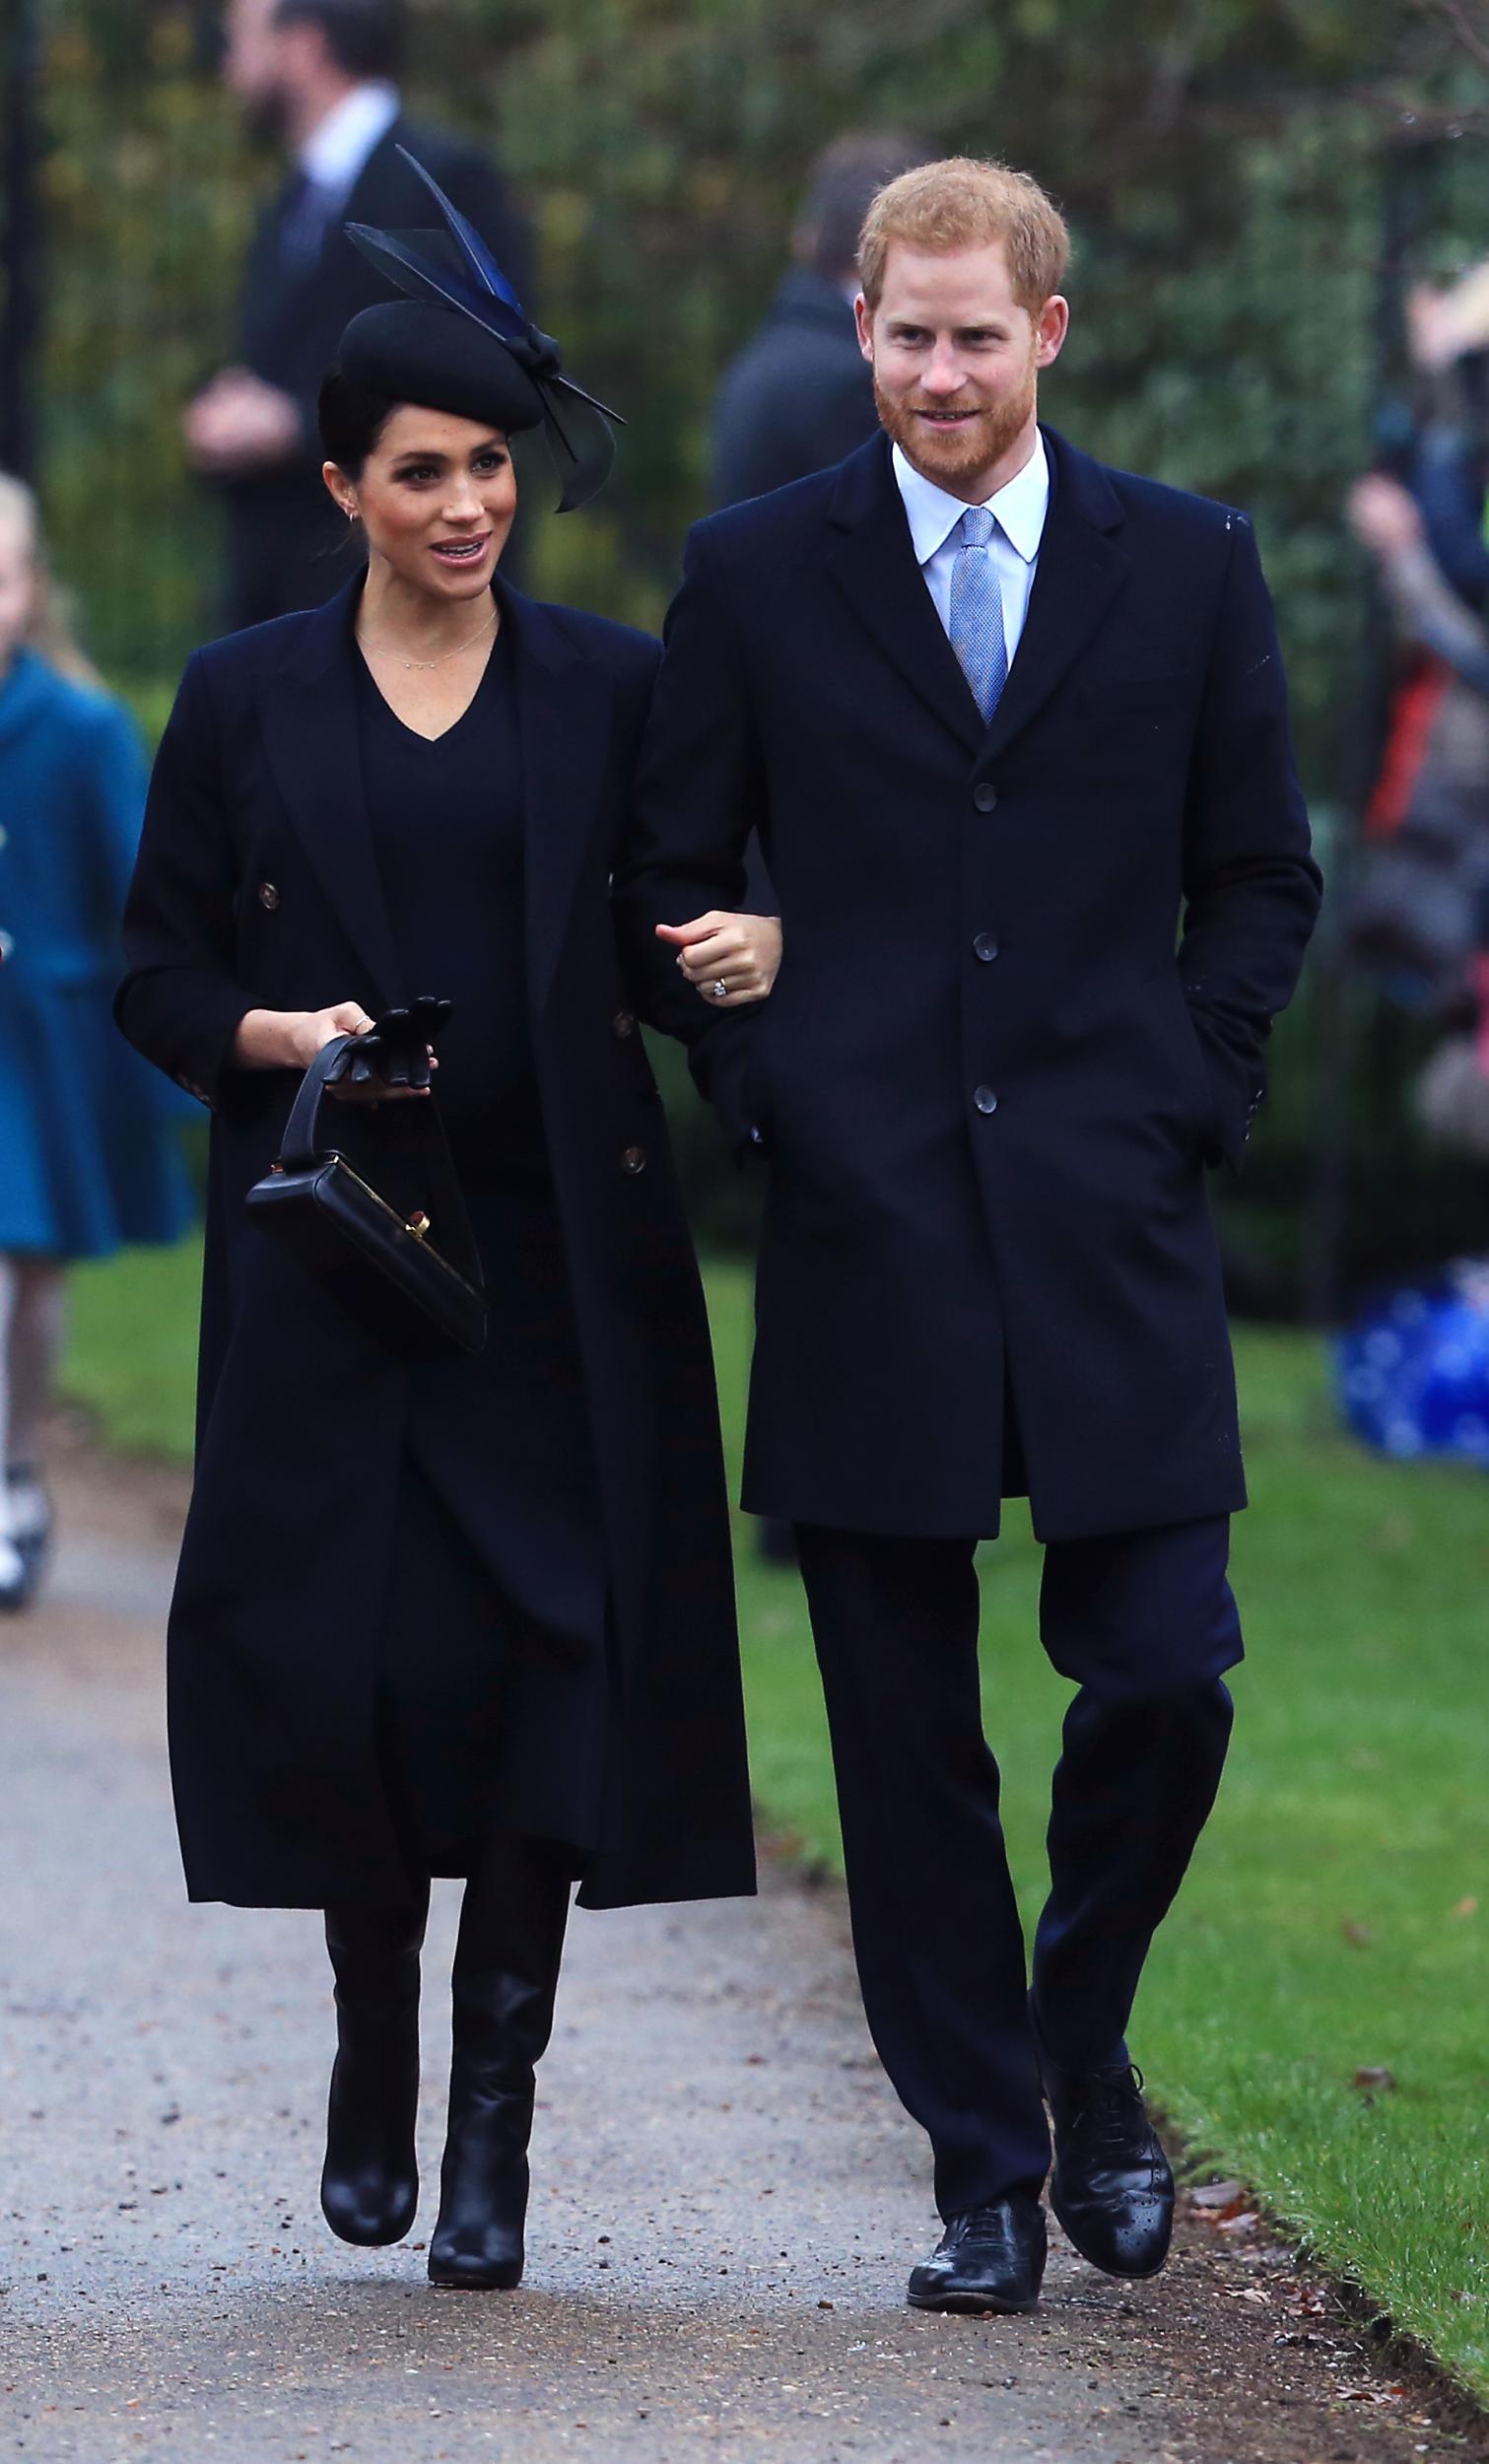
[823,428,1134,770]
[501,584,617,1018]
[254,576,614,1019]
[981,429,1132,763]
[825,438,985,759]
[254,578,407,1007]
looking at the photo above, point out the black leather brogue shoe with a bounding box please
[1042,2050,1175,2279]
[907,2194,1048,2314]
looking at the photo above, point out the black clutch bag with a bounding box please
[246,1020,488,1358]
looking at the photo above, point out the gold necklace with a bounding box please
[360,605,498,672]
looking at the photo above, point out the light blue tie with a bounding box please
[948,506,1008,724]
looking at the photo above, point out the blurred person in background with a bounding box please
[1344,284,1489,1047]
[1349,469,1489,1150]
[1403,265,1489,614]
[0,477,191,1611]
[186,0,532,628]
[711,132,923,510]
[1350,265,1489,906]
[1352,466,1489,703]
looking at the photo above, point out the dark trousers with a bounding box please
[793,1517,1242,2220]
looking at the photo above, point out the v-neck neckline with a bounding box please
[355,633,500,745]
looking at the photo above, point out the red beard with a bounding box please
[874,351,1038,493]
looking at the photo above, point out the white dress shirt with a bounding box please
[301,81,401,206]
[892,430,1050,664]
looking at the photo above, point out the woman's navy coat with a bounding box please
[116,579,755,1912]
[0,650,190,1258]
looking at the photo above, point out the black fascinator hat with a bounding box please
[341,148,622,512]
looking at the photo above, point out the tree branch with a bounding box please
[1414,0,1489,78]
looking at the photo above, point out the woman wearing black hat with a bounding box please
[116,160,775,2291]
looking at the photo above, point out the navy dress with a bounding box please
[353,635,611,1881]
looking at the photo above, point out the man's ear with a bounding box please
[1035,295,1070,370]
[854,292,874,365]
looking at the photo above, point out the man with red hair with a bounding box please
[620,157,1320,2315]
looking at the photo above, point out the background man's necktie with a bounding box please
[948,506,1008,723]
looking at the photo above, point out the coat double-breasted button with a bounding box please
[257,881,280,911]
[621,1143,647,1175]
[973,782,999,813]
[973,1085,998,1115]
[973,932,999,962]
[612,1009,637,1040]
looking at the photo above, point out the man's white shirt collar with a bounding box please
[301,83,401,191]
[892,429,1050,569]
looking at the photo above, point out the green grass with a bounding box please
[62,1239,1489,2394]
[712,1266,1489,2398]
[64,1240,203,1460]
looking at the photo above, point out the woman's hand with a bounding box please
[655,912,782,1009]
[1348,473,1424,561]
[233,1003,435,1098]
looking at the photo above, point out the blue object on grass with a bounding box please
[1334,1262,1489,1469]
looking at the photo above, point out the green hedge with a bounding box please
[30,1,1489,1287]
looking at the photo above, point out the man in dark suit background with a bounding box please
[185,0,531,628]
[618,158,1321,2317]
[711,132,920,510]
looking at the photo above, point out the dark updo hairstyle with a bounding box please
[317,365,403,477]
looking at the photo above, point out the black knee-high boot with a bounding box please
[428,1835,572,2291]
[320,1890,430,2247]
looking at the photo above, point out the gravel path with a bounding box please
[1,1448,1478,2463]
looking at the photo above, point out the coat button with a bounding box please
[612,1009,637,1040]
[621,1143,647,1175]
[974,1085,998,1115]
[973,782,999,812]
[257,881,280,911]
[973,932,999,962]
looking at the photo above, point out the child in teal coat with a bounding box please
[0,475,191,1608]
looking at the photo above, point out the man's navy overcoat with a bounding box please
[115,580,755,1912]
[615,429,1322,1541]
